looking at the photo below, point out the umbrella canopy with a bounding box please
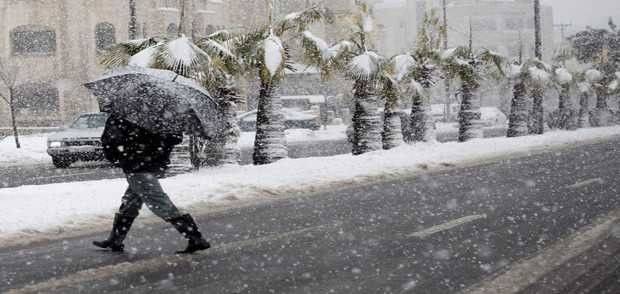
[84,67,222,138]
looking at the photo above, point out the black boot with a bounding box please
[93,213,136,252]
[168,214,211,254]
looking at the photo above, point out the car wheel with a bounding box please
[52,157,73,168]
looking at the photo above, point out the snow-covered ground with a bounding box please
[1,126,620,242]
[239,125,348,147]
[0,135,50,166]
[0,123,486,167]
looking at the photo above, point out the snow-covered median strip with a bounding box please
[0,135,50,166]
[1,126,620,241]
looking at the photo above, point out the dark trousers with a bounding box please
[118,173,182,220]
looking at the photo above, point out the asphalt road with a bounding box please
[1,137,618,293]
[0,127,507,189]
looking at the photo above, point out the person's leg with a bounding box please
[93,185,143,252]
[127,173,210,254]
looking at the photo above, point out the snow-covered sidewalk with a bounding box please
[1,126,620,242]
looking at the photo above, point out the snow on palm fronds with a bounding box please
[128,44,160,68]
[263,32,285,78]
[302,31,354,62]
[347,51,384,81]
[158,35,212,77]
[100,37,160,68]
[528,66,551,84]
[585,69,603,83]
[273,5,331,35]
[391,54,416,82]
[554,68,573,85]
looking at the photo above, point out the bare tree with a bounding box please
[0,58,20,149]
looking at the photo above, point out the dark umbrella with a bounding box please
[84,66,222,138]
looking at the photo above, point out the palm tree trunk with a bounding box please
[458,82,482,142]
[221,100,241,165]
[507,81,529,137]
[529,85,545,134]
[409,92,435,143]
[557,83,577,130]
[592,88,611,127]
[578,92,590,128]
[8,88,20,149]
[352,80,382,155]
[253,79,287,165]
[382,83,403,150]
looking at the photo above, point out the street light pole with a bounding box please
[534,0,542,60]
[442,0,451,121]
[129,0,137,39]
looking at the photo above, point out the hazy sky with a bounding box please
[543,0,620,31]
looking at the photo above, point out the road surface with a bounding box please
[1,137,618,293]
[0,127,507,188]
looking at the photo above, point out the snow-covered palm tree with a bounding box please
[527,61,552,135]
[589,68,614,127]
[404,11,443,143]
[227,6,329,165]
[301,3,386,155]
[505,59,552,137]
[378,54,415,149]
[441,47,504,142]
[552,66,577,130]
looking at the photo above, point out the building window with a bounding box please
[95,22,116,51]
[159,0,179,8]
[14,82,60,115]
[11,25,56,56]
[206,24,216,35]
[167,23,178,37]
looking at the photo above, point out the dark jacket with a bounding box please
[101,114,183,174]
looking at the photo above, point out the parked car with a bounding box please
[47,112,109,168]
[238,108,321,132]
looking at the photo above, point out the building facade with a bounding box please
[427,0,555,61]
[0,0,229,127]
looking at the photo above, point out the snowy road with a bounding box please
[0,127,507,189]
[2,137,619,293]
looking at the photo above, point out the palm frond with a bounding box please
[346,51,384,81]
[478,49,506,76]
[301,30,354,79]
[391,54,416,82]
[155,36,212,78]
[206,30,233,42]
[274,5,332,35]
[100,38,160,68]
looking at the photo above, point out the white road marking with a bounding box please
[464,209,620,294]
[407,214,488,239]
[566,177,605,189]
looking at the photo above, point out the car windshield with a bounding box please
[70,114,108,129]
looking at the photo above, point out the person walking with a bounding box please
[93,114,210,254]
